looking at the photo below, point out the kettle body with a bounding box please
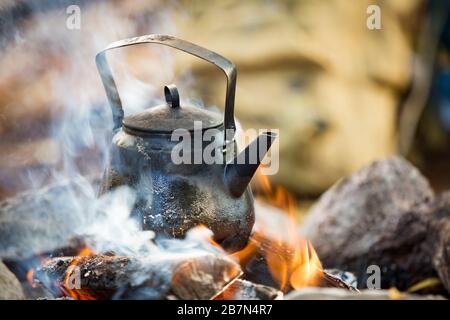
[98,128,255,251]
[96,35,276,252]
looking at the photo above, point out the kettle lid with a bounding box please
[123,84,223,134]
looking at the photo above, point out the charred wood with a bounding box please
[241,233,358,292]
[34,254,241,300]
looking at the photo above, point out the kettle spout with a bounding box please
[224,131,277,197]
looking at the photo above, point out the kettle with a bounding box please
[96,35,276,251]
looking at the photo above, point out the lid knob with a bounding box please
[164,84,180,108]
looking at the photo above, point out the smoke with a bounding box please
[0,1,222,262]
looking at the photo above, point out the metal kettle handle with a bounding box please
[96,34,237,143]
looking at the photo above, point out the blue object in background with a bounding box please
[434,69,450,131]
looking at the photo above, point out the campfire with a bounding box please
[17,34,349,300]
[21,167,353,300]
[5,155,448,300]
[1,3,449,302]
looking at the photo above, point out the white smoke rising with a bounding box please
[1,1,221,258]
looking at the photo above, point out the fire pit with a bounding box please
[2,155,450,300]
[0,170,359,300]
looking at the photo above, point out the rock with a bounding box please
[427,192,450,293]
[214,279,282,300]
[301,156,436,290]
[0,260,24,299]
[0,177,99,260]
[285,287,444,300]
[325,269,358,289]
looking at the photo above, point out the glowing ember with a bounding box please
[234,168,323,292]
[26,269,37,288]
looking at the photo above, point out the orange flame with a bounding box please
[26,269,37,288]
[62,246,96,300]
[230,239,258,267]
[234,168,323,292]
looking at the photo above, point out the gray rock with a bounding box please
[0,260,24,299]
[0,177,99,260]
[302,156,436,290]
[427,192,450,293]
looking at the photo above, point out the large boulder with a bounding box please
[301,156,436,290]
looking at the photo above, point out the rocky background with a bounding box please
[2,0,449,200]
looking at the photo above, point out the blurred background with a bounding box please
[1,0,449,202]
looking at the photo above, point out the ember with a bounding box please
[26,269,35,288]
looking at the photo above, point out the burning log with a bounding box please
[237,232,358,292]
[301,156,439,291]
[33,253,242,300]
[238,232,322,291]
